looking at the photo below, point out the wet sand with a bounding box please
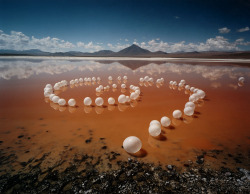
[0,58,249,192]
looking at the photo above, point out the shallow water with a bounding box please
[0,57,250,176]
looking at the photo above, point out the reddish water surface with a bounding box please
[0,57,249,173]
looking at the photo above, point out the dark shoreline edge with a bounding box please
[0,152,249,193]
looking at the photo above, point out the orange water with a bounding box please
[0,58,249,173]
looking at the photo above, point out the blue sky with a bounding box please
[0,0,250,52]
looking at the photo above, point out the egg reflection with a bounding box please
[68,106,77,113]
[238,82,244,87]
[121,88,126,93]
[172,118,182,126]
[197,100,204,107]
[118,103,128,112]
[130,100,138,108]
[59,106,67,112]
[183,115,193,124]
[108,105,116,111]
[84,106,93,113]
[95,106,104,114]
[44,97,50,103]
[148,136,160,148]
[50,102,59,110]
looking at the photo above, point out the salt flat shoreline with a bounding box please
[1,56,250,63]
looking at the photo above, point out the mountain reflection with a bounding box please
[0,57,249,81]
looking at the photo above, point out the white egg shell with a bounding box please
[173,110,182,119]
[52,96,60,104]
[84,97,92,106]
[118,94,126,104]
[108,97,115,105]
[68,98,76,107]
[149,124,161,137]
[160,116,171,127]
[58,98,66,106]
[123,136,142,154]
[95,97,104,106]
[184,107,194,116]
[185,102,195,109]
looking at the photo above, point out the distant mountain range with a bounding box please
[1,44,250,59]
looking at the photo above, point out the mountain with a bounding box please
[0,49,50,55]
[115,44,152,56]
[1,45,250,58]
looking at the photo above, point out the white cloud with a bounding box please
[125,39,129,42]
[237,27,249,32]
[0,29,102,52]
[136,36,244,53]
[76,41,103,52]
[218,27,231,34]
[0,30,75,51]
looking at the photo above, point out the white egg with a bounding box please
[173,81,177,85]
[96,87,101,92]
[44,91,51,97]
[180,79,186,84]
[189,95,196,102]
[118,94,127,104]
[97,77,101,81]
[108,76,113,81]
[95,97,104,106]
[108,97,115,105]
[184,107,194,116]
[92,77,96,81]
[149,78,154,82]
[54,83,60,90]
[130,85,134,89]
[130,92,139,100]
[123,76,128,80]
[169,81,173,85]
[160,116,171,127]
[149,120,161,127]
[45,84,52,89]
[117,76,121,80]
[193,88,198,93]
[58,98,66,106]
[185,85,190,90]
[68,98,76,107]
[126,96,130,102]
[149,124,161,137]
[49,94,56,101]
[173,110,182,119]
[135,90,140,95]
[87,77,91,82]
[44,87,53,93]
[197,90,206,99]
[123,136,142,154]
[144,76,150,82]
[52,96,60,104]
[99,85,104,90]
[121,84,126,89]
[185,102,195,109]
[83,97,92,106]
[79,78,83,82]
[139,78,144,82]
[74,79,79,84]
[190,87,195,92]
[112,84,117,89]
[178,82,184,87]
[70,80,75,85]
[239,77,245,82]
